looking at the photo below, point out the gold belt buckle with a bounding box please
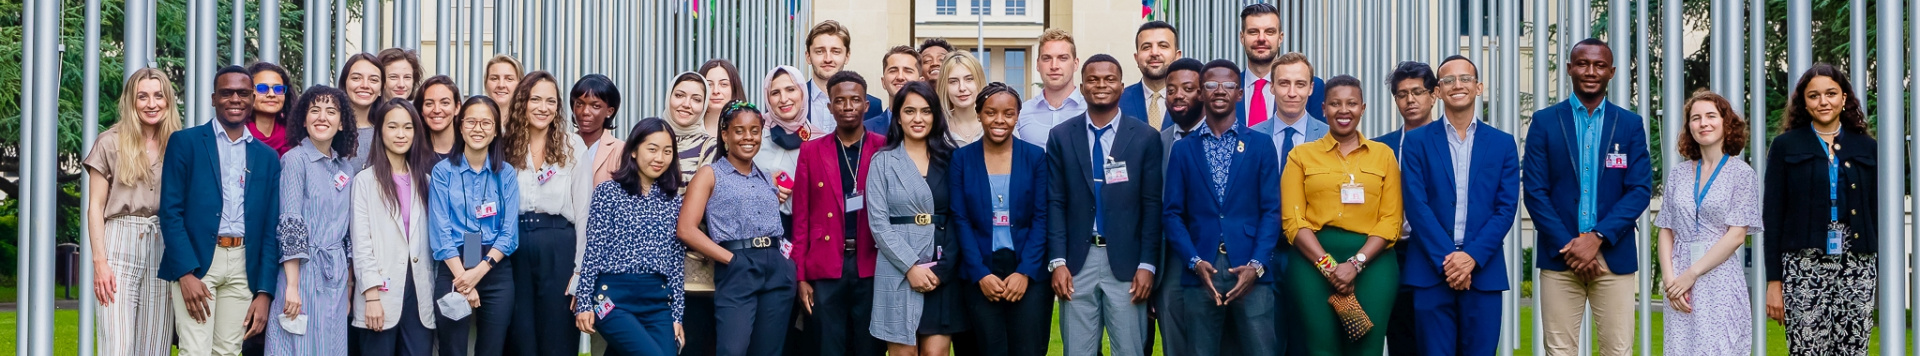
[752,236,773,248]
[914,214,932,226]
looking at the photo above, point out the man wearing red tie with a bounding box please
[1235,3,1325,127]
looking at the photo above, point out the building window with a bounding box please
[970,0,987,15]
[1004,0,1026,15]
[937,0,956,15]
[974,49,993,80]
[1004,49,1027,96]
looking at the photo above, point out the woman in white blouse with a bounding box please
[351,98,439,354]
[497,71,595,356]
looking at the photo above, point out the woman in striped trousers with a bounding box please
[86,67,186,356]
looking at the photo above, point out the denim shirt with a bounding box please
[1572,97,1607,233]
[429,154,522,261]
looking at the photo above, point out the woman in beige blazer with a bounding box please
[571,74,626,185]
[351,99,439,354]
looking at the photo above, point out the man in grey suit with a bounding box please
[1046,54,1164,356]
[1247,52,1326,356]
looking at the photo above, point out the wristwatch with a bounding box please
[1348,253,1369,272]
[482,255,498,267]
[1047,259,1067,273]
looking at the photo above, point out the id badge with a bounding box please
[536,166,557,185]
[845,193,865,213]
[993,210,1012,226]
[333,171,351,190]
[1826,222,1849,255]
[1339,174,1365,204]
[379,277,391,292]
[1605,144,1628,168]
[476,202,498,218]
[780,240,794,259]
[1104,159,1130,184]
[594,295,615,319]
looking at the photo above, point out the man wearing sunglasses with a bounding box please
[158,65,285,356]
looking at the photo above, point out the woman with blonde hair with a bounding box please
[484,55,525,109]
[86,67,184,356]
[936,52,986,145]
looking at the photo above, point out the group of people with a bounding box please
[83,3,1882,356]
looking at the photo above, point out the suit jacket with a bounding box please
[1045,112,1164,281]
[586,133,624,185]
[951,140,1051,281]
[348,169,437,330]
[1162,125,1282,285]
[1523,100,1653,274]
[1235,74,1327,126]
[157,123,283,296]
[864,109,893,136]
[1120,82,1173,128]
[1249,115,1330,143]
[791,131,889,281]
[1399,122,1518,291]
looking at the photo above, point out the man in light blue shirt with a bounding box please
[1017,28,1085,148]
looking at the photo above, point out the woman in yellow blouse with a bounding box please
[1279,75,1402,355]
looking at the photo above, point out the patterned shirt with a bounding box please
[277,141,359,266]
[704,158,785,242]
[574,182,687,322]
[1572,97,1608,233]
[429,154,522,261]
[214,124,254,237]
[1200,127,1240,204]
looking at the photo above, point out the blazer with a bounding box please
[863,147,959,344]
[951,140,1051,281]
[1045,113,1164,281]
[1234,74,1326,126]
[791,131,889,281]
[1249,115,1330,145]
[586,133,624,185]
[348,169,437,330]
[1120,82,1173,127]
[157,123,283,296]
[1762,127,1878,281]
[1161,125,1282,285]
[1523,99,1653,274]
[1399,122,1519,291]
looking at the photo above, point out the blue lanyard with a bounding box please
[1817,135,1840,222]
[1693,154,1730,214]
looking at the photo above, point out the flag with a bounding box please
[690,0,699,18]
[1142,0,1155,19]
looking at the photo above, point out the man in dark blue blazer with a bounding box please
[1399,56,1519,356]
[1121,21,1181,130]
[1161,59,1283,356]
[157,66,283,355]
[864,45,925,134]
[1373,60,1437,356]
[1523,39,1653,355]
[1046,55,1163,356]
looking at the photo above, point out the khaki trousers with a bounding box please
[1539,260,1637,356]
[171,244,252,356]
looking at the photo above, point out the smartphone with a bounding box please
[776,171,795,190]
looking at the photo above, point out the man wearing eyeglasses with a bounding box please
[158,65,285,356]
[1373,60,1437,356]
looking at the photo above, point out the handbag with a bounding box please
[1328,293,1373,341]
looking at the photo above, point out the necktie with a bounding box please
[1250,78,1270,127]
[1280,127,1298,170]
[1091,124,1112,236]
[1147,92,1165,130]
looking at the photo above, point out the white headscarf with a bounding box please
[761,65,811,133]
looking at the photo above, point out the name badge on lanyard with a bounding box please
[1827,223,1849,255]
[1340,174,1365,204]
[536,166,558,185]
[1604,144,1628,169]
[333,171,351,190]
[845,192,864,213]
[1104,157,1130,184]
[476,201,498,218]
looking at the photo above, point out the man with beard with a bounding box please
[158,65,284,356]
[1122,21,1183,130]
[1237,3,1325,127]
[1160,59,1282,356]
[1146,57,1205,355]
[1046,54,1163,356]
[865,45,922,134]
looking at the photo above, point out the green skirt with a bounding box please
[1284,226,1399,356]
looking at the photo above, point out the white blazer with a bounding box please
[349,169,437,330]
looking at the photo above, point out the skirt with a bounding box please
[1284,227,1399,356]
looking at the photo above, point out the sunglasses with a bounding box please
[255,84,288,96]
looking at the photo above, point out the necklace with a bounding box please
[1813,126,1840,136]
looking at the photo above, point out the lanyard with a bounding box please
[1817,134,1840,223]
[1692,154,1730,217]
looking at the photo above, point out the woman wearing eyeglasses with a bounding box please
[248,62,298,155]
[430,96,520,356]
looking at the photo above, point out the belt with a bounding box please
[518,212,572,229]
[845,238,859,252]
[1219,243,1228,254]
[1090,233,1106,247]
[887,214,945,226]
[217,236,245,248]
[719,236,778,250]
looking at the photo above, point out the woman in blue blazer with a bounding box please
[948,82,1051,356]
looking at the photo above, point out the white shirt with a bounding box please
[1016,90,1086,148]
[755,130,807,214]
[805,79,839,134]
[214,124,254,237]
[515,134,592,224]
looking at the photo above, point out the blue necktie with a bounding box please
[1280,127,1298,168]
[1091,124,1112,236]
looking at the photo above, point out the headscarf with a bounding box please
[761,65,811,134]
[663,71,710,137]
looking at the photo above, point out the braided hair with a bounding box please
[715,100,763,157]
[974,82,1023,117]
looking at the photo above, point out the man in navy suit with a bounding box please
[1373,60,1436,356]
[1121,21,1182,130]
[1161,59,1283,356]
[1046,54,1163,356]
[864,45,922,134]
[158,65,283,356]
[1399,55,1519,356]
[1524,39,1653,356]
[1236,3,1325,127]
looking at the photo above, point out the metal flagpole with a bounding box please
[1872,0,1907,351]
[80,0,103,351]
[124,0,149,77]
[303,0,314,86]
[262,0,280,63]
[364,0,383,52]
[1909,0,1920,345]
[1529,0,1548,353]
[470,0,482,92]
[23,0,61,349]
[1724,0,1743,113]
[436,0,449,76]
[315,0,334,87]
[1787,0,1810,85]
[1748,0,1768,352]
[335,0,348,65]
[231,0,244,65]
[1848,0,1865,95]
[18,0,39,351]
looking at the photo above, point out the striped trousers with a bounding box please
[97,216,174,356]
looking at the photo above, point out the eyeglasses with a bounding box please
[1392,88,1431,100]
[462,118,496,128]
[255,84,287,96]
[216,88,254,99]
[1437,75,1479,86]
[1201,81,1240,91]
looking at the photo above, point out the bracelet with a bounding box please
[1315,255,1337,279]
[366,298,381,302]
[1345,256,1368,273]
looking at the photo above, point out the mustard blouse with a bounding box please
[1280,134,1404,244]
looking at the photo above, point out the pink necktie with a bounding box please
[1250,78,1269,127]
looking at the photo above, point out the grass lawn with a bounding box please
[3,305,1904,355]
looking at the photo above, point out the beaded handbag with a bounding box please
[1328,293,1373,340]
